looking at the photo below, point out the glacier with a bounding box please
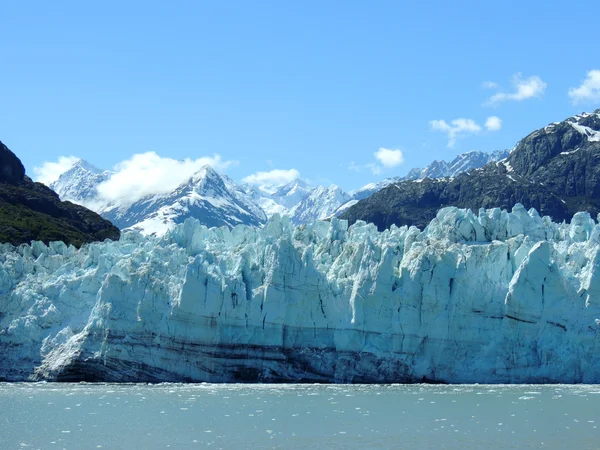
[1,204,600,383]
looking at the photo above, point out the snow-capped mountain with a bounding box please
[101,165,267,235]
[46,146,509,234]
[330,148,511,217]
[289,184,351,224]
[49,159,111,203]
[408,149,510,180]
[341,109,600,230]
[240,178,352,224]
[49,160,267,235]
[240,184,291,218]
[271,179,314,209]
[0,142,120,247]
[349,149,510,202]
[241,178,315,218]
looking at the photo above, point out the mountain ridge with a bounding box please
[0,141,120,247]
[340,109,600,230]
[49,145,510,234]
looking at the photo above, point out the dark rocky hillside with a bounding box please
[0,140,120,247]
[341,110,600,230]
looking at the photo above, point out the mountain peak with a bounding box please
[0,140,26,184]
[272,178,311,196]
[188,164,221,185]
[70,158,103,174]
[342,108,600,231]
[0,140,119,246]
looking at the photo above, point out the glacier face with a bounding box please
[1,205,600,383]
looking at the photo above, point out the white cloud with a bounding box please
[93,152,237,206]
[485,73,547,105]
[349,148,404,175]
[485,116,502,131]
[430,116,501,147]
[568,70,600,105]
[242,168,300,187]
[348,162,381,175]
[430,118,482,147]
[374,148,404,168]
[482,81,498,89]
[348,161,362,173]
[368,163,381,175]
[349,162,371,174]
[33,156,80,185]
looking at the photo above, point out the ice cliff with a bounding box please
[1,205,600,383]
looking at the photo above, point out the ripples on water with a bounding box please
[1,383,598,449]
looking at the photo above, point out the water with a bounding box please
[1,383,598,449]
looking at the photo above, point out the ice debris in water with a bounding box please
[1,204,600,383]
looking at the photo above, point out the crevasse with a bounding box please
[1,204,599,383]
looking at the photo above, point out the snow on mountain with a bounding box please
[101,165,266,235]
[47,148,511,232]
[47,160,267,235]
[240,184,292,218]
[340,109,600,231]
[271,179,314,209]
[289,184,351,224]
[406,149,510,180]
[241,180,352,224]
[338,149,511,214]
[350,176,404,202]
[565,111,600,142]
[49,159,111,204]
[2,205,600,383]
[240,178,315,219]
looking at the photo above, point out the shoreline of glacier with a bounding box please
[1,204,600,384]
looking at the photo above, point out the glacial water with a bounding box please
[1,383,598,449]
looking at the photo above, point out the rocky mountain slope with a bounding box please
[341,110,600,230]
[0,141,120,247]
[348,149,510,203]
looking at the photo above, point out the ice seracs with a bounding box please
[1,204,600,383]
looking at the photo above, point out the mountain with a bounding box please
[242,179,351,224]
[288,184,351,224]
[239,184,291,217]
[272,179,314,209]
[0,141,119,247]
[241,178,315,218]
[44,146,509,233]
[333,148,510,218]
[3,208,600,383]
[408,149,510,180]
[348,149,510,203]
[50,159,111,203]
[48,160,267,235]
[341,110,600,230]
[102,166,267,235]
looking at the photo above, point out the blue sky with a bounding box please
[1,1,600,192]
